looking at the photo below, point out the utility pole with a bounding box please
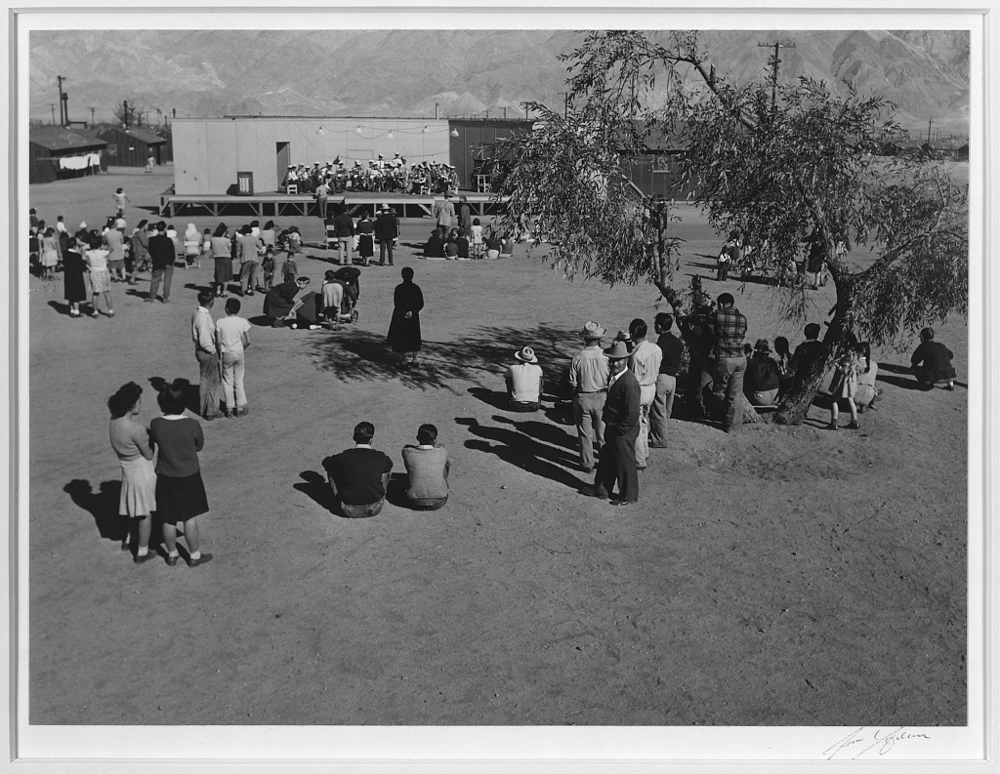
[926,116,933,146]
[56,75,67,125]
[88,107,96,126]
[49,103,56,125]
[757,40,795,112]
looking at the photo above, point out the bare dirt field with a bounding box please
[27,167,967,726]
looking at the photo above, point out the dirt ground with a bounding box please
[27,167,967,726]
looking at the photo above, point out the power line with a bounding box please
[757,40,796,111]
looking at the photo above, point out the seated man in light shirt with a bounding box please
[402,424,451,511]
[504,346,544,412]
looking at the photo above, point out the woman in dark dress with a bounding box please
[263,276,310,327]
[423,228,446,258]
[209,223,233,297]
[147,381,212,567]
[356,212,375,266]
[62,236,88,317]
[386,267,424,367]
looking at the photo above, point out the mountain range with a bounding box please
[29,29,970,139]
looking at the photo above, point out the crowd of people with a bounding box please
[285,155,460,196]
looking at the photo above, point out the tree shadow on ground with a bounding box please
[308,322,575,393]
[456,416,582,489]
[64,479,127,542]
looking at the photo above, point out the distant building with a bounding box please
[97,125,169,167]
[447,118,533,191]
[29,126,107,184]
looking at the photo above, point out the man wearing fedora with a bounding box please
[568,322,611,472]
[504,346,545,411]
[375,206,399,266]
[581,339,642,506]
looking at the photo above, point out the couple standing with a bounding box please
[192,290,252,420]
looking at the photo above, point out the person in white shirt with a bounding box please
[627,318,662,470]
[214,297,252,418]
[504,346,544,412]
[191,290,223,421]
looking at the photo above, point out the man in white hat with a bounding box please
[568,322,610,472]
[581,339,641,505]
[504,346,544,412]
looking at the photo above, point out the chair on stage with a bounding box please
[286,184,298,195]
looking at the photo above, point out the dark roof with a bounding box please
[99,125,167,145]
[29,126,108,152]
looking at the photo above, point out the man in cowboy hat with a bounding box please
[581,339,642,505]
[568,322,611,472]
[745,338,781,407]
[504,346,545,412]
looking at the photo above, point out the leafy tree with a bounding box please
[492,31,968,425]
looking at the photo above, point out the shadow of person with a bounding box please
[63,479,127,542]
[248,315,274,327]
[492,414,577,452]
[183,282,212,294]
[47,300,72,316]
[293,470,338,514]
[467,386,511,411]
[456,417,581,488]
[384,471,410,508]
[875,373,925,391]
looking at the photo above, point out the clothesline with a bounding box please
[56,151,102,171]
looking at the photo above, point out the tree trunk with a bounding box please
[774,276,855,425]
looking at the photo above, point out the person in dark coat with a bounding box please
[580,340,642,505]
[457,196,473,238]
[386,267,424,367]
[374,207,399,266]
[356,212,375,266]
[146,221,175,303]
[263,276,310,327]
[423,228,446,258]
[62,236,88,317]
[910,327,957,389]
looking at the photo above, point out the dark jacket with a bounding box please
[602,369,641,439]
[148,233,176,270]
[333,213,355,238]
[745,353,781,393]
[374,212,398,242]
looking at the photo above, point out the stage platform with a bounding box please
[159,189,507,219]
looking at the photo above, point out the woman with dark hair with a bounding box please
[356,212,375,267]
[209,223,233,298]
[386,267,424,367]
[263,275,311,327]
[259,220,277,251]
[108,381,157,563]
[148,381,213,567]
[62,236,88,318]
[40,226,59,281]
[773,336,792,396]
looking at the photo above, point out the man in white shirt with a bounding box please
[191,290,222,421]
[628,318,663,469]
[504,346,544,411]
[568,322,610,472]
[214,297,252,418]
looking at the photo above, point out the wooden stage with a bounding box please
[159,190,507,219]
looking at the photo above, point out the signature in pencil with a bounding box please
[823,726,931,760]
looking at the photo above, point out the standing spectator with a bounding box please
[910,327,956,390]
[402,424,451,510]
[191,290,223,421]
[148,381,213,567]
[804,226,827,289]
[356,211,375,267]
[182,223,202,269]
[568,321,610,473]
[315,179,330,220]
[332,207,355,265]
[128,220,150,285]
[711,292,749,432]
[434,193,455,235]
[278,249,297,285]
[85,233,114,318]
[649,312,683,448]
[104,219,127,282]
[628,318,662,469]
[39,227,59,281]
[773,335,793,397]
[236,225,262,297]
[145,153,155,173]
[112,187,129,218]
[146,221,175,303]
[322,421,394,518]
[470,218,485,258]
[209,223,233,298]
[260,247,277,291]
[581,340,642,506]
[504,346,545,412]
[375,206,398,266]
[386,267,424,367]
[107,381,157,564]
[744,339,781,407]
[62,236,88,318]
[215,298,251,418]
[717,229,741,281]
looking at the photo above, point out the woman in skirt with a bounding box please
[62,236,88,317]
[85,233,114,318]
[356,211,375,266]
[40,227,60,281]
[108,382,157,563]
[209,223,233,298]
[148,380,213,567]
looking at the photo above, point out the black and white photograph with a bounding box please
[6,4,996,769]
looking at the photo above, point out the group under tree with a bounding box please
[490,30,968,425]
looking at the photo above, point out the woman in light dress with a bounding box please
[85,232,114,318]
[108,382,157,564]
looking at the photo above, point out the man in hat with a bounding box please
[581,339,642,505]
[627,318,662,469]
[711,292,749,431]
[375,206,399,266]
[504,346,545,412]
[568,322,611,472]
[745,338,781,406]
[434,193,455,234]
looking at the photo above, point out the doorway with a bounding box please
[276,142,290,190]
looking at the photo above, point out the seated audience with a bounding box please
[322,421,394,518]
[401,424,451,511]
[910,327,956,390]
[854,341,882,412]
[424,228,446,259]
[744,338,781,406]
[504,346,544,412]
